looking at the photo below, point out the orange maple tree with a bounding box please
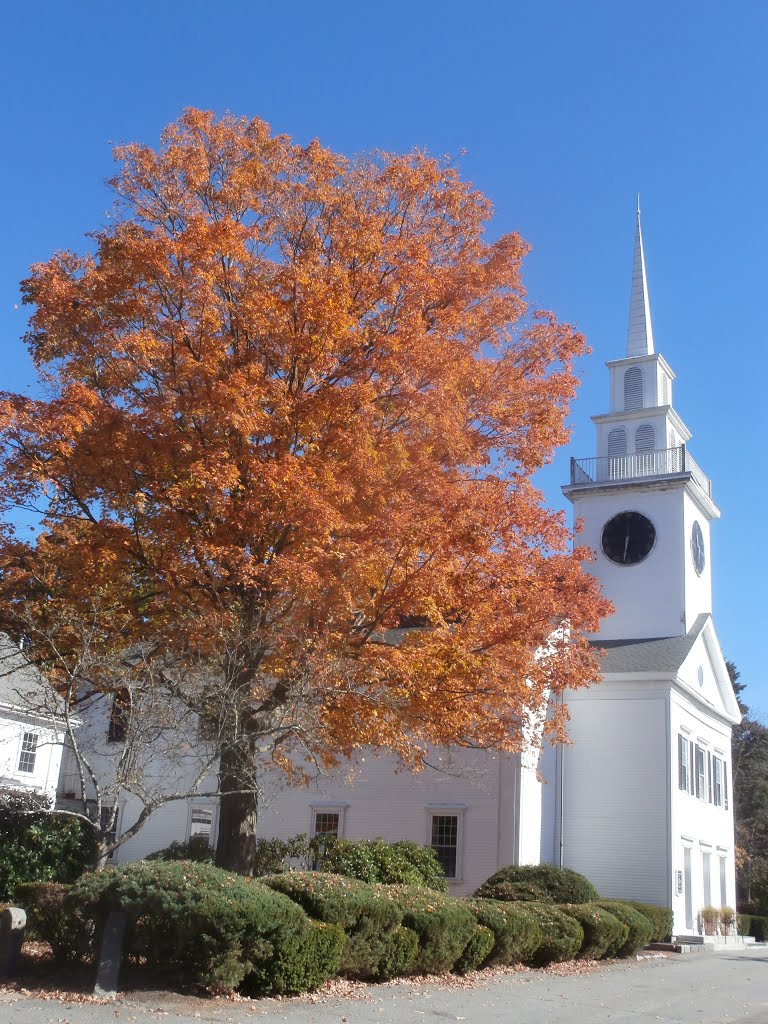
[0,110,609,871]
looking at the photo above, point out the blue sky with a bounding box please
[1,2,766,714]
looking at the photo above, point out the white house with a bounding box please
[0,636,67,802]
[38,207,737,938]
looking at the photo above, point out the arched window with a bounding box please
[635,424,655,452]
[607,427,627,455]
[624,366,644,410]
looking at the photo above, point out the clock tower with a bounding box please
[563,203,720,641]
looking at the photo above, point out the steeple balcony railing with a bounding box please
[569,445,712,498]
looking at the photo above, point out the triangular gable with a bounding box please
[677,617,740,724]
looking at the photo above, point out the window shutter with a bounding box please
[689,740,695,794]
[707,752,713,802]
[635,423,655,452]
[624,367,644,410]
[678,734,687,790]
[608,427,627,456]
[724,764,729,810]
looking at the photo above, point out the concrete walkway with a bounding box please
[2,946,767,1024]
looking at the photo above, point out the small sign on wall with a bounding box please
[675,870,683,896]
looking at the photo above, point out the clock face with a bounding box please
[601,511,656,566]
[691,521,706,576]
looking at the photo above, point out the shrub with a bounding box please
[720,906,736,934]
[743,914,768,941]
[464,898,542,965]
[0,793,95,901]
[593,901,653,955]
[475,864,598,905]
[313,837,447,892]
[452,924,495,974]
[521,903,584,964]
[14,881,86,962]
[559,903,628,959]
[262,871,411,979]
[374,884,477,974]
[614,901,673,942]
[145,837,214,863]
[65,861,310,994]
[244,920,344,995]
[251,835,311,876]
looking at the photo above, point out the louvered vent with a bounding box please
[635,423,655,451]
[624,366,644,410]
[607,427,627,455]
[661,373,670,406]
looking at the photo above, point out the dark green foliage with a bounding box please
[251,834,311,876]
[375,925,420,978]
[559,903,628,959]
[0,798,95,901]
[14,882,85,962]
[262,871,409,979]
[464,898,542,964]
[244,920,344,995]
[475,864,598,905]
[521,903,584,964]
[145,837,214,863]
[616,900,673,942]
[374,884,477,974]
[593,901,653,955]
[65,860,310,994]
[741,914,768,941]
[314,837,447,892]
[730,663,768,912]
[452,924,495,974]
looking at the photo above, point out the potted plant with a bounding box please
[701,905,720,935]
[720,906,736,936]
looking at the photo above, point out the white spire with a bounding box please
[626,198,655,357]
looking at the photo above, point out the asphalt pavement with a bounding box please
[2,946,767,1024]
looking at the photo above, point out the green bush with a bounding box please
[0,797,95,901]
[614,900,673,942]
[475,864,598,905]
[65,861,311,994]
[262,871,412,979]
[559,903,628,959]
[464,898,542,965]
[14,882,86,962]
[244,920,344,995]
[452,924,495,974]
[522,903,584,964]
[314,837,447,892]
[145,837,214,863]
[374,884,477,974]
[593,901,653,956]
[743,914,768,941]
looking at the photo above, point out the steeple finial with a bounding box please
[626,199,655,357]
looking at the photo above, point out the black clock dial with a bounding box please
[601,511,656,566]
[691,521,706,576]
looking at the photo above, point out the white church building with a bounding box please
[2,209,737,938]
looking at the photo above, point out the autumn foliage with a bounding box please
[0,110,609,868]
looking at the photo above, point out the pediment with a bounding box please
[677,617,740,723]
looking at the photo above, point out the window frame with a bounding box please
[426,805,466,883]
[187,804,218,847]
[17,731,39,774]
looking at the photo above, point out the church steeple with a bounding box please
[626,199,655,358]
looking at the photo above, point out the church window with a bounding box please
[107,689,130,742]
[430,813,460,879]
[189,806,215,845]
[607,428,627,456]
[17,731,38,773]
[623,367,644,410]
[694,745,706,800]
[713,757,724,807]
[678,734,690,792]
[312,810,341,838]
[310,806,345,868]
[635,424,655,452]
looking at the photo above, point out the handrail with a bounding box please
[569,445,712,497]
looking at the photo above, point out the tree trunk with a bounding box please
[93,839,110,872]
[214,744,258,874]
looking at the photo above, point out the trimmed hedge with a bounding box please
[612,900,673,943]
[464,898,542,965]
[559,903,628,959]
[521,903,584,964]
[64,861,311,994]
[374,884,477,974]
[243,920,344,995]
[739,914,768,941]
[0,805,95,901]
[475,864,598,905]
[452,924,495,974]
[316,837,447,892]
[14,882,84,963]
[263,872,415,979]
[593,901,653,956]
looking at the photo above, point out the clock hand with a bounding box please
[623,531,630,561]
